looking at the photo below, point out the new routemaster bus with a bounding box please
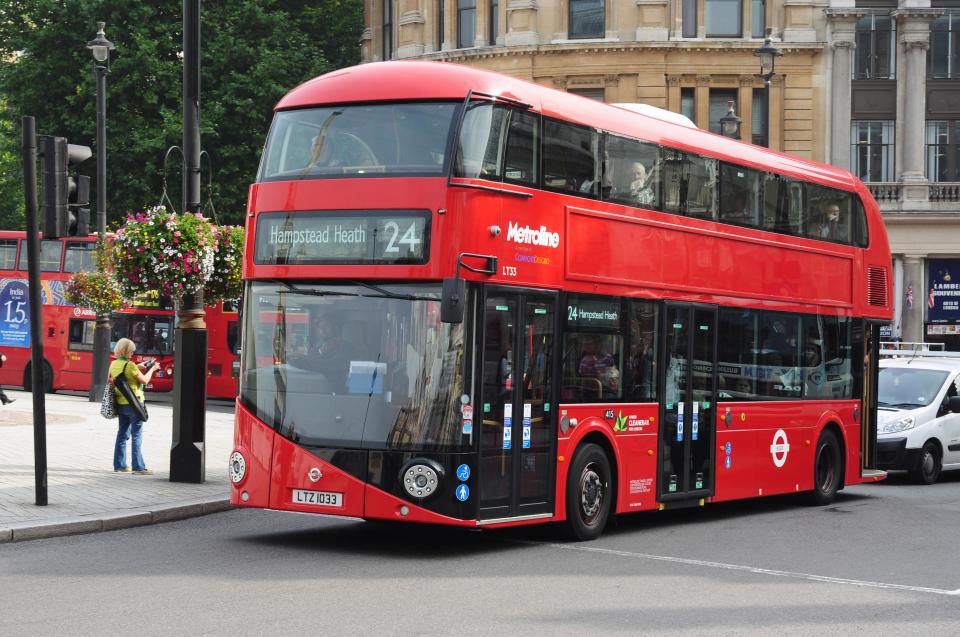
[229,61,893,540]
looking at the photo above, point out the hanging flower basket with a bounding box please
[65,270,125,316]
[205,225,245,304]
[112,206,216,299]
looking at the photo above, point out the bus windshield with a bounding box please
[241,281,467,452]
[258,102,458,181]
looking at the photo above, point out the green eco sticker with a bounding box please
[666,403,674,410]
[544,403,551,412]
[703,402,711,409]
[534,308,547,315]
[496,305,509,311]
[699,325,709,331]
[673,323,683,329]
[484,403,491,413]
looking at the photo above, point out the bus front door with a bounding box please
[658,303,717,502]
[478,290,557,522]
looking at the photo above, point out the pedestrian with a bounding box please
[110,337,159,474]
[0,352,15,405]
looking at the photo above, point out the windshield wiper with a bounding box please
[272,280,359,298]
[344,279,436,302]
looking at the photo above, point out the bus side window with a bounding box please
[762,176,804,237]
[68,319,95,351]
[603,133,661,210]
[503,109,539,186]
[719,163,762,227]
[543,119,598,197]
[851,196,869,247]
[0,239,17,269]
[662,150,717,219]
[455,101,508,180]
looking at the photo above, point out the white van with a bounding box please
[877,357,960,484]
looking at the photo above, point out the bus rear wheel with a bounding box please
[23,361,53,394]
[564,443,613,541]
[808,429,842,505]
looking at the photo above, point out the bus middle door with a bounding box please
[659,303,718,503]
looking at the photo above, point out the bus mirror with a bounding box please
[441,277,466,324]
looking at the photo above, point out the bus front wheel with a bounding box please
[808,429,842,505]
[23,361,53,394]
[564,443,613,541]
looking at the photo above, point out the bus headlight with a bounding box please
[879,416,915,434]
[230,451,247,484]
[400,459,443,501]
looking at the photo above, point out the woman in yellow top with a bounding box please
[110,337,160,474]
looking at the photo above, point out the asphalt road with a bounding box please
[1,472,959,636]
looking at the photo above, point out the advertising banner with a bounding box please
[928,259,960,324]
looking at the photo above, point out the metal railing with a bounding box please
[879,341,960,358]
[929,182,960,202]
[866,182,902,202]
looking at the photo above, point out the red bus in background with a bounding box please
[205,300,241,399]
[230,62,893,540]
[0,232,174,392]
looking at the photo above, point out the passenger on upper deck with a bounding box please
[814,201,847,242]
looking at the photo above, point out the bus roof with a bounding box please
[276,60,859,192]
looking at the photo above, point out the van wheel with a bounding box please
[909,442,941,485]
[564,443,612,541]
[23,361,54,394]
[808,429,842,505]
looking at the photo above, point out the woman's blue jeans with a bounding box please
[114,404,146,471]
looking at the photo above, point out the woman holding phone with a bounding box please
[110,337,159,474]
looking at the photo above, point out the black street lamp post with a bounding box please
[170,0,207,483]
[720,101,742,139]
[86,22,115,403]
[754,28,783,87]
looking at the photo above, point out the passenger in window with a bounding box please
[300,316,356,391]
[579,338,618,397]
[814,201,845,241]
[629,161,656,206]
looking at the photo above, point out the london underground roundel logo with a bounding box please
[770,429,790,468]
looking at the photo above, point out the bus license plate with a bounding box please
[292,489,342,508]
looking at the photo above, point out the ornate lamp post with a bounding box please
[86,22,115,403]
[720,101,742,139]
[754,28,783,87]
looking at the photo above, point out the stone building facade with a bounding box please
[362,0,960,347]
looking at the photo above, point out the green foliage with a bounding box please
[0,0,362,230]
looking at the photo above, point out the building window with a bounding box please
[851,121,895,182]
[930,12,960,79]
[438,0,445,49]
[751,0,765,38]
[854,12,895,80]
[569,88,605,101]
[458,0,476,48]
[569,0,604,39]
[752,88,768,147]
[383,0,393,60]
[490,0,498,45]
[680,88,695,123]
[682,0,697,37]
[926,121,960,182]
[709,89,738,135]
[706,0,742,37]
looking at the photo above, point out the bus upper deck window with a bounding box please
[455,102,508,180]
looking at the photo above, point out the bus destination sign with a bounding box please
[255,210,430,265]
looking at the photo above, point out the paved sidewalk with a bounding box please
[0,389,235,542]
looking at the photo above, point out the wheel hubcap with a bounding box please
[579,464,604,525]
[922,451,936,476]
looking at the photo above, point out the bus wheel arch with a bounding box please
[563,432,618,541]
[807,424,844,505]
[22,360,54,394]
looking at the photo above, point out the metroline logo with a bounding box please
[506,221,560,248]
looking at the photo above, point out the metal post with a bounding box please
[88,62,111,402]
[170,0,207,483]
[22,116,47,506]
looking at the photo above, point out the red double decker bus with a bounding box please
[229,62,892,540]
[0,232,175,393]
[205,300,241,399]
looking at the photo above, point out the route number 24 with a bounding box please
[383,221,422,254]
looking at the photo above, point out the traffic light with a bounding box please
[39,136,91,238]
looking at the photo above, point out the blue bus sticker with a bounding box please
[725,442,732,455]
[456,464,470,481]
[455,484,470,501]
[462,420,473,435]
[725,456,732,470]
[0,280,31,348]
